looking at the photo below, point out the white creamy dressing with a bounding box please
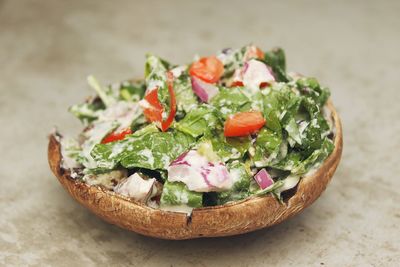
[138,149,155,166]
[146,79,164,92]
[220,107,231,115]
[276,175,300,193]
[229,167,243,184]
[170,65,187,78]
[114,173,156,202]
[60,137,81,169]
[99,101,141,131]
[81,120,118,169]
[109,142,127,159]
[79,101,142,168]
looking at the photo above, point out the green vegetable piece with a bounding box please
[263,47,289,82]
[262,84,301,135]
[296,77,330,107]
[174,104,221,138]
[227,161,252,191]
[271,151,302,171]
[174,72,199,114]
[87,75,117,107]
[160,181,203,208]
[253,180,285,196]
[252,127,282,167]
[208,131,251,162]
[217,191,249,205]
[292,138,334,175]
[264,47,286,71]
[285,117,302,146]
[69,102,101,125]
[220,46,247,79]
[210,87,251,118]
[90,129,194,171]
[119,80,146,102]
[215,154,252,205]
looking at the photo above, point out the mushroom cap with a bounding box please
[48,100,342,240]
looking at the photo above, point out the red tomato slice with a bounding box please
[224,111,266,137]
[189,56,224,83]
[160,71,176,131]
[245,46,264,60]
[101,128,132,144]
[143,88,163,123]
[142,72,176,131]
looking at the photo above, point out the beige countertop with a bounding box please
[1,0,399,266]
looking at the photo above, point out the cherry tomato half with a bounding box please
[224,111,266,137]
[189,56,224,83]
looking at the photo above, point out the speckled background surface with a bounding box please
[1,0,399,266]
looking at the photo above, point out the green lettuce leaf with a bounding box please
[87,75,117,108]
[174,72,199,115]
[90,127,194,171]
[160,181,203,208]
[119,80,146,102]
[263,47,289,82]
[292,138,334,175]
[207,131,251,162]
[296,77,330,107]
[174,104,221,138]
[252,127,283,167]
[210,87,251,118]
[68,102,103,125]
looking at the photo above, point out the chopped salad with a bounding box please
[60,44,335,213]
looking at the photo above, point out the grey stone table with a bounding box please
[1,0,399,266]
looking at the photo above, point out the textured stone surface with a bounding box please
[0,0,399,266]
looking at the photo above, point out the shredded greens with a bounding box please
[64,44,335,211]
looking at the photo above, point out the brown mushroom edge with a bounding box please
[48,100,342,240]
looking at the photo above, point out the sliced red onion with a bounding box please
[170,151,190,166]
[168,150,233,192]
[254,169,274,190]
[242,59,275,92]
[114,173,157,202]
[191,76,219,102]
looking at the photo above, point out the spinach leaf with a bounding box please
[69,102,102,125]
[292,138,334,175]
[263,85,301,125]
[263,47,289,82]
[87,75,117,108]
[207,131,251,162]
[227,161,252,191]
[220,46,247,79]
[160,181,203,208]
[90,127,194,171]
[120,130,194,170]
[119,80,146,102]
[174,72,199,115]
[264,47,286,71]
[296,77,330,107]
[216,159,253,204]
[252,127,283,167]
[210,87,251,118]
[174,104,221,138]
